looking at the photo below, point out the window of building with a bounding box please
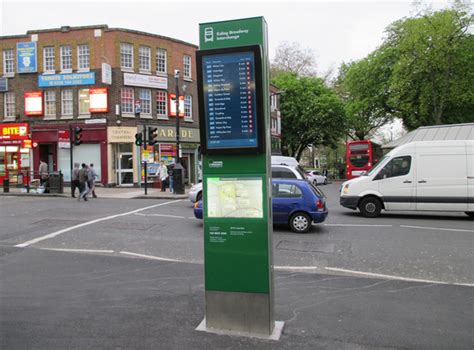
[43,46,55,72]
[60,45,72,71]
[156,48,167,74]
[156,90,168,118]
[77,44,90,70]
[139,89,151,116]
[4,93,15,119]
[139,46,151,72]
[183,55,191,79]
[184,95,192,121]
[61,89,73,117]
[3,49,14,75]
[271,94,278,111]
[120,43,133,70]
[121,88,134,115]
[79,89,90,116]
[44,91,56,118]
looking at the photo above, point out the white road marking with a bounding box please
[134,213,185,219]
[325,267,474,287]
[39,248,115,254]
[120,251,186,262]
[324,223,393,227]
[14,200,183,248]
[275,266,319,271]
[400,225,474,233]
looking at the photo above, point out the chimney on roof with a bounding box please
[61,26,71,33]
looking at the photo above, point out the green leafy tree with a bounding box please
[272,73,346,161]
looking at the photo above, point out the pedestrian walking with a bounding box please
[78,163,89,201]
[88,163,98,198]
[159,161,168,192]
[38,159,49,186]
[71,163,80,198]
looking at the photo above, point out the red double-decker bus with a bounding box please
[345,140,382,180]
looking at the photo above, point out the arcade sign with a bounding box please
[25,91,43,116]
[89,88,108,113]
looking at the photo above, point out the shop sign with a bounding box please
[102,63,112,85]
[17,42,38,73]
[25,91,43,116]
[58,130,70,149]
[22,139,32,148]
[154,127,200,143]
[38,72,96,87]
[124,73,167,89]
[107,126,136,143]
[89,88,108,113]
[169,94,184,117]
[0,123,29,141]
[0,77,8,92]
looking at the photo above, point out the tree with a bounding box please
[272,73,346,161]
[271,41,317,77]
[386,8,474,129]
[335,44,398,140]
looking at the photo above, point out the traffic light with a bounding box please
[73,127,83,146]
[148,127,158,146]
[135,132,143,146]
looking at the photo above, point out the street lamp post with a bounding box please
[173,69,185,194]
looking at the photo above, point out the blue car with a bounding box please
[193,179,328,233]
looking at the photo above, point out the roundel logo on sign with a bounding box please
[204,27,214,42]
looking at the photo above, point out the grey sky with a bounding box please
[1,0,451,76]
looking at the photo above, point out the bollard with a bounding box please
[3,178,9,193]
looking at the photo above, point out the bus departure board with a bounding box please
[197,46,264,154]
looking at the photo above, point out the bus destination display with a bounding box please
[202,52,258,149]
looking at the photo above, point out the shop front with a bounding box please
[107,126,138,186]
[31,122,108,185]
[0,123,32,186]
[139,126,200,185]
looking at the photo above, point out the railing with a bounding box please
[1,170,64,193]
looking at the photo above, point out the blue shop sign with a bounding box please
[39,72,96,87]
[17,42,38,73]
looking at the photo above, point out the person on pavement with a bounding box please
[159,161,168,192]
[38,159,49,186]
[88,163,98,198]
[78,163,89,201]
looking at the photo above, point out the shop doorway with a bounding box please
[116,144,133,186]
[38,144,55,173]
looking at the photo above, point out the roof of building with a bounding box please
[383,122,474,149]
[0,24,198,48]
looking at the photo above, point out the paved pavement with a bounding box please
[1,245,473,350]
[0,184,190,199]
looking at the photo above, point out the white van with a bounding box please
[340,140,474,218]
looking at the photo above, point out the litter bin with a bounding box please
[173,164,184,194]
[3,179,9,193]
[48,172,64,194]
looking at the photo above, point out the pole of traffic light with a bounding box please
[143,126,148,195]
[175,71,180,166]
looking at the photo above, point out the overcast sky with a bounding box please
[1,0,452,76]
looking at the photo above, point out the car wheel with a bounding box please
[323,178,327,185]
[358,197,382,218]
[465,212,474,219]
[196,191,202,202]
[289,212,312,233]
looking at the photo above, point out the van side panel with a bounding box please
[467,141,474,212]
[415,143,468,211]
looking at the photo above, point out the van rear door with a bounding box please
[467,141,474,213]
[415,142,468,211]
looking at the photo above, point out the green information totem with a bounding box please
[196,17,277,336]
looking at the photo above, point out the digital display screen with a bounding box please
[202,51,258,149]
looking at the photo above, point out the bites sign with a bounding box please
[0,123,29,141]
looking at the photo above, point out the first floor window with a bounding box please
[120,43,133,69]
[61,90,73,116]
[4,92,15,118]
[79,89,90,115]
[60,45,72,71]
[121,88,134,114]
[183,55,191,79]
[3,49,14,74]
[156,91,167,117]
[77,44,90,70]
[139,89,151,115]
[43,46,55,72]
[139,46,151,72]
[156,48,167,74]
[45,91,56,117]
[184,95,192,120]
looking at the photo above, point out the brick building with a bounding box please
[0,24,199,187]
[270,84,282,155]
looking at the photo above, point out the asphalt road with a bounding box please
[1,185,473,349]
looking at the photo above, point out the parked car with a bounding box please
[340,140,474,218]
[189,163,307,203]
[305,170,328,185]
[194,179,328,233]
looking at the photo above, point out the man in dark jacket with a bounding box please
[77,163,89,201]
